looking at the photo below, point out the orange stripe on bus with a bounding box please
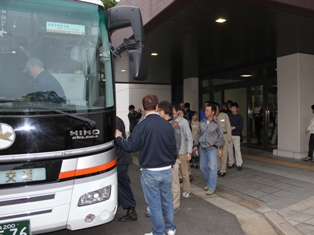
[59,158,117,179]
[59,170,76,179]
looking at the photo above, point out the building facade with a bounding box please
[113,0,314,159]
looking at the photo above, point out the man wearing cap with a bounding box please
[23,57,65,99]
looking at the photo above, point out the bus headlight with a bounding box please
[78,186,111,207]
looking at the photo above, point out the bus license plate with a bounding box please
[0,220,30,235]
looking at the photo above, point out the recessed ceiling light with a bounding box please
[151,53,158,56]
[215,18,226,23]
[121,69,126,72]
[241,74,252,77]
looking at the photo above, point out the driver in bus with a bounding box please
[23,57,66,100]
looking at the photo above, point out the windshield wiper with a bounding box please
[0,99,21,102]
[43,106,96,128]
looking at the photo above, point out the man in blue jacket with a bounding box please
[115,94,177,235]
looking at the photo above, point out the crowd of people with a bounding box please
[114,96,314,235]
[115,95,244,235]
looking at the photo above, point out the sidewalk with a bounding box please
[133,147,314,235]
[190,147,314,235]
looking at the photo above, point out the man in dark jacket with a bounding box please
[228,102,244,170]
[116,94,177,235]
[128,104,142,133]
[184,102,192,121]
[116,116,137,222]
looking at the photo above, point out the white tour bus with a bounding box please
[0,0,146,234]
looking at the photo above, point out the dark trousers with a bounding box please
[117,164,136,210]
[308,134,314,158]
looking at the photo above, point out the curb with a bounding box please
[191,186,277,235]
[192,171,301,235]
[264,211,302,235]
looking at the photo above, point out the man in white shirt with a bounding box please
[303,104,314,161]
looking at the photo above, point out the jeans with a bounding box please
[199,148,218,191]
[141,168,176,235]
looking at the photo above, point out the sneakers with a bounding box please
[144,230,176,235]
[227,163,234,168]
[204,186,214,195]
[167,230,176,235]
[228,163,242,170]
[144,210,150,217]
[190,163,198,168]
[218,172,226,177]
[303,156,312,161]
[206,190,215,195]
[181,192,190,199]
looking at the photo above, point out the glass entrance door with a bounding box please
[265,86,278,150]
[247,85,277,150]
[248,85,264,148]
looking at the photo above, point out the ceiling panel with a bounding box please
[143,0,314,83]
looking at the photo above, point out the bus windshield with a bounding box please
[0,0,114,113]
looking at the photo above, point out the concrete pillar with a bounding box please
[183,77,199,112]
[275,53,314,159]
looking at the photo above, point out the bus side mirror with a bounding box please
[107,6,147,80]
[128,42,147,81]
